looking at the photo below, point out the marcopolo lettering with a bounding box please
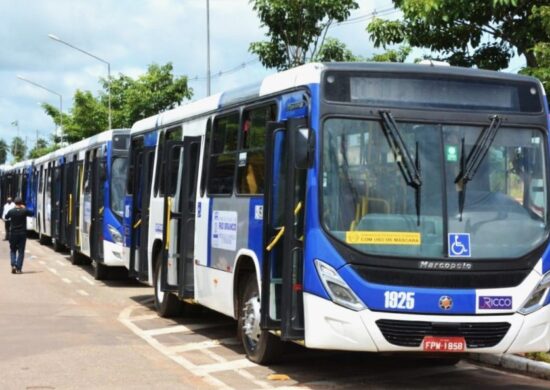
[419,261,472,270]
[478,296,513,310]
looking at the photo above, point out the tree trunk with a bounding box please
[523,50,538,68]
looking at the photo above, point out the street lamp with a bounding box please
[16,76,63,144]
[48,33,112,130]
[206,0,211,96]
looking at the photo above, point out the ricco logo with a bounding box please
[478,296,513,310]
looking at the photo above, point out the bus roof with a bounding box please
[129,61,544,136]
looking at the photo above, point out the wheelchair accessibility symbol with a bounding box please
[448,233,471,257]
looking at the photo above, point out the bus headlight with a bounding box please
[518,272,550,315]
[314,259,365,311]
[107,224,123,244]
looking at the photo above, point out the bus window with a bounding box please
[111,156,128,218]
[237,104,276,195]
[207,113,239,195]
[154,131,165,196]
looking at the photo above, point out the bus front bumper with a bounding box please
[103,240,125,267]
[303,292,550,353]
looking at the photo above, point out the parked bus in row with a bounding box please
[0,160,36,230]
[123,62,550,364]
[0,129,130,279]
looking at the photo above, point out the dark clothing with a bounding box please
[4,220,9,240]
[10,233,26,271]
[5,207,32,236]
[6,207,32,272]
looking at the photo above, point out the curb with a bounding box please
[468,353,550,380]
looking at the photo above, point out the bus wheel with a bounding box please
[154,252,181,318]
[70,250,83,265]
[238,274,283,365]
[52,238,62,252]
[38,232,48,245]
[93,260,109,280]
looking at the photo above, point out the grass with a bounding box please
[525,352,550,364]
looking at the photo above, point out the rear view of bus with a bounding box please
[302,64,550,356]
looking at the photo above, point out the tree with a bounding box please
[28,138,59,159]
[0,139,8,164]
[249,0,359,70]
[315,37,360,62]
[11,137,27,162]
[520,5,550,92]
[43,62,192,142]
[366,0,548,70]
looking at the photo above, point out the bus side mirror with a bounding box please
[296,127,315,169]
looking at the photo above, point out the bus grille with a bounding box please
[353,265,529,289]
[376,319,511,349]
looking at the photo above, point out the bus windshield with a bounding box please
[110,156,128,219]
[322,117,548,259]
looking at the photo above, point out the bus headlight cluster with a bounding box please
[314,259,365,311]
[518,272,550,315]
[107,224,123,244]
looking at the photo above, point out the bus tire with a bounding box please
[154,252,182,318]
[93,260,109,280]
[52,238,62,252]
[238,274,283,365]
[38,232,48,245]
[70,250,83,265]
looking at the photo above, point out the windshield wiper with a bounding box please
[454,115,502,220]
[379,111,422,225]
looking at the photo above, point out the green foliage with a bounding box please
[0,139,7,164]
[316,37,360,62]
[10,137,27,163]
[367,0,548,70]
[249,0,359,70]
[368,46,411,63]
[28,138,59,159]
[42,62,193,143]
[520,5,550,93]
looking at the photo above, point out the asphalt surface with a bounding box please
[0,230,549,389]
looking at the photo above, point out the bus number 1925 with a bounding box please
[384,291,415,309]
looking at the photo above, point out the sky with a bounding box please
[0,0,525,159]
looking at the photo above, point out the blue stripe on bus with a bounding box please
[339,264,477,315]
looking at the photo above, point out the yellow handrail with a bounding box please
[133,219,142,229]
[68,194,73,224]
[165,197,172,250]
[266,227,285,252]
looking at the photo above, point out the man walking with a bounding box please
[6,198,32,274]
[2,197,14,240]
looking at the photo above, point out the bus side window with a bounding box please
[207,113,239,195]
[154,131,165,196]
[237,104,276,195]
[200,119,212,197]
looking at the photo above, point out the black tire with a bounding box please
[238,274,283,365]
[153,252,182,318]
[93,260,109,280]
[70,250,83,265]
[52,238,63,252]
[38,232,49,245]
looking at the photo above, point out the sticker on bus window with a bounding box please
[445,145,458,162]
[345,231,421,245]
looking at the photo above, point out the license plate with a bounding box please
[422,336,466,352]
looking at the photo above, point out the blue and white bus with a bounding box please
[125,62,550,364]
[33,129,129,279]
[0,160,36,231]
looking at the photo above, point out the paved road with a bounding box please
[0,232,549,389]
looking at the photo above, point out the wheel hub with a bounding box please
[242,296,261,343]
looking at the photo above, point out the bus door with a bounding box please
[162,136,201,298]
[91,148,106,261]
[52,162,63,241]
[129,146,155,280]
[74,160,84,251]
[261,118,308,340]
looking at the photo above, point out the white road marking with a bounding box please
[77,289,90,297]
[39,260,46,265]
[62,278,72,284]
[56,260,67,267]
[168,338,239,353]
[128,314,159,322]
[80,275,95,286]
[143,323,224,337]
[195,358,258,375]
[47,267,58,275]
